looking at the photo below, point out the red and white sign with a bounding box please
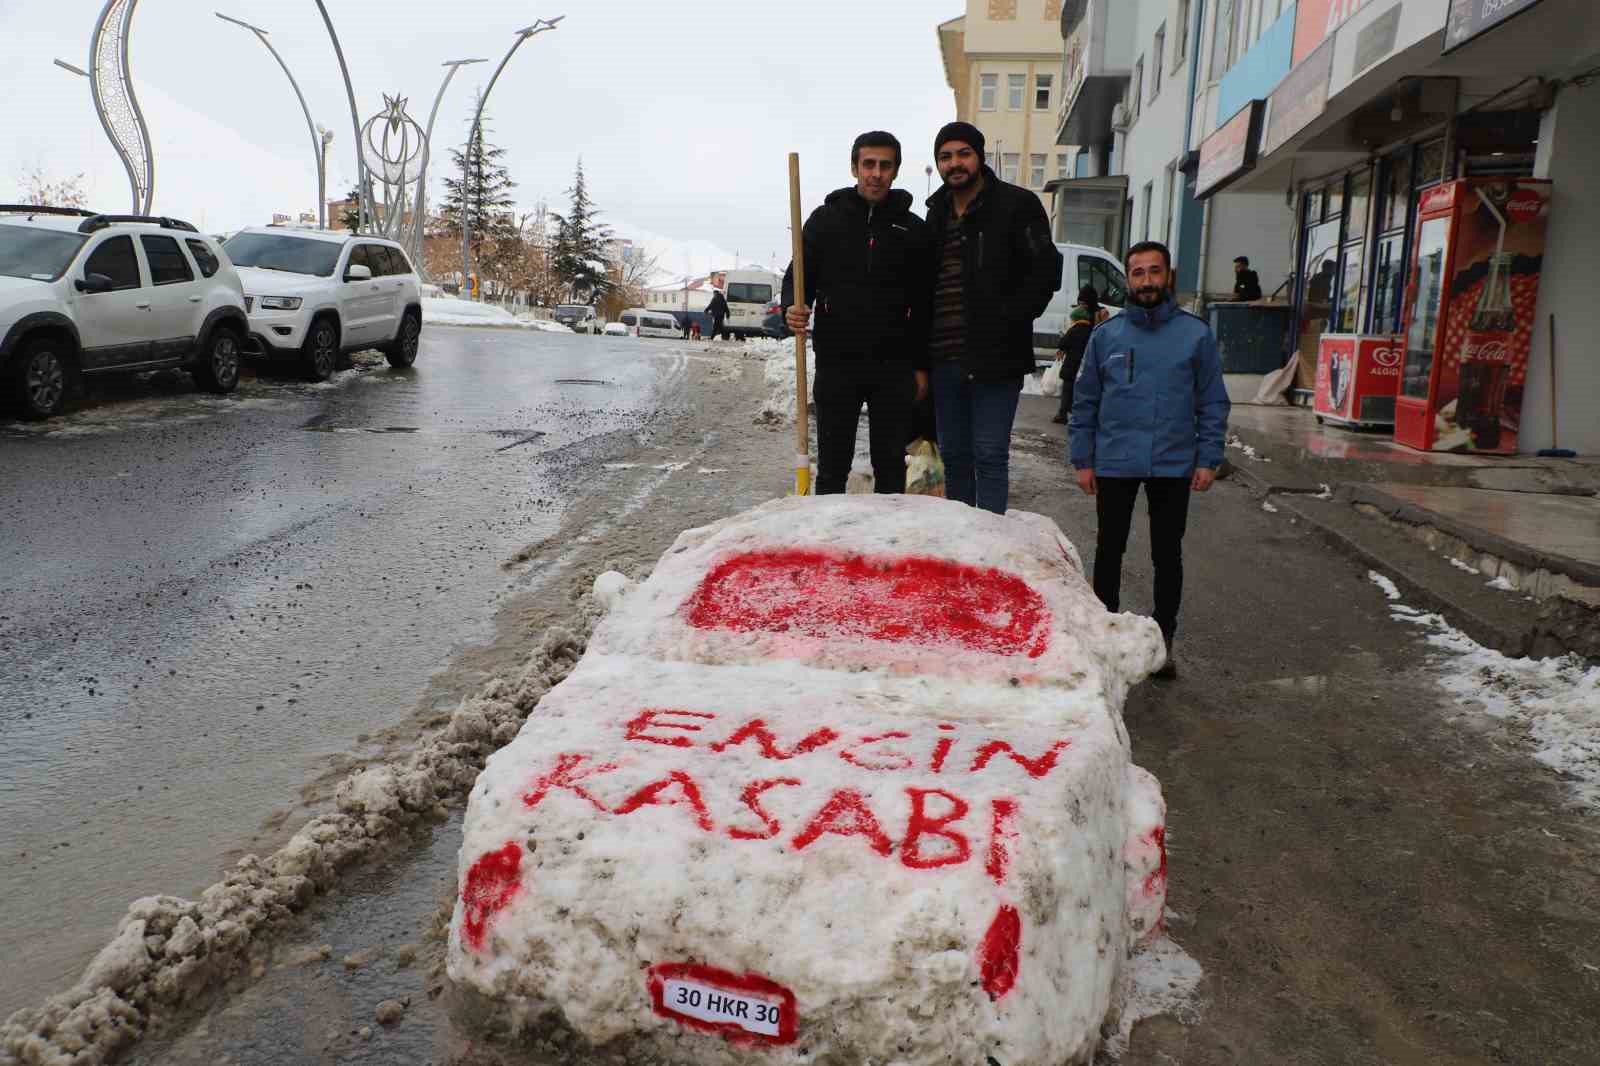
[1294,0,1378,64]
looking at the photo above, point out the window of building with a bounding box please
[1132,58,1144,119]
[1174,0,1190,71]
[1162,163,1177,247]
[1141,182,1154,240]
[84,235,141,290]
[1034,73,1053,111]
[1211,0,1237,79]
[1030,153,1047,188]
[979,73,998,111]
[1057,151,1071,180]
[1008,73,1026,111]
[1002,153,1021,184]
[141,235,193,285]
[1152,26,1165,98]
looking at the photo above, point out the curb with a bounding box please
[1341,483,1600,591]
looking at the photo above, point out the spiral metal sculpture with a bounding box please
[89,0,154,214]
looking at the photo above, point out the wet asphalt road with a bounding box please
[0,325,695,1017]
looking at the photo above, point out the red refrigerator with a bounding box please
[1394,178,1550,453]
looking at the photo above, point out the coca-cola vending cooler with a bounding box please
[1395,178,1550,453]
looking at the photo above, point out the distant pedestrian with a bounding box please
[783,130,933,495]
[706,289,730,341]
[1051,306,1093,425]
[925,121,1063,514]
[1078,284,1111,326]
[1070,240,1231,679]
[1233,256,1263,301]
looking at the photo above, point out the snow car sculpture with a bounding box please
[448,495,1169,1065]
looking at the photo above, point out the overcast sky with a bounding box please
[1,0,959,278]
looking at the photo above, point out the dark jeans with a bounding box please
[1093,477,1192,644]
[813,360,915,495]
[932,360,1023,514]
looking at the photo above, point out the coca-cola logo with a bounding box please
[1371,346,1401,368]
[1464,339,1511,363]
[1507,188,1544,224]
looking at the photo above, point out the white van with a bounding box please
[721,269,779,339]
[1033,243,1130,364]
[618,308,680,338]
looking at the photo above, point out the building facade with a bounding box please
[938,0,1071,212]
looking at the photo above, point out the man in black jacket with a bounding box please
[1232,256,1262,301]
[783,131,933,495]
[925,121,1063,513]
[706,286,730,340]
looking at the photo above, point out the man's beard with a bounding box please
[1133,286,1167,307]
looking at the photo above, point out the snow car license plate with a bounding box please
[648,963,797,1043]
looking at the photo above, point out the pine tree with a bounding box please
[339,184,362,232]
[440,94,518,256]
[548,159,614,304]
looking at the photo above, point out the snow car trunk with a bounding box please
[449,496,1169,1065]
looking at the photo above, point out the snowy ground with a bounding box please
[1371,571,1600,811]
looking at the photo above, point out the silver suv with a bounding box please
[0,205,248,419]
[224,227,423,381]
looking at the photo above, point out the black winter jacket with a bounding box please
[781,187,934,369]
[925,166,1063,381]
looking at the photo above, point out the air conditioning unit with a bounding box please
[1111,102,1132,131]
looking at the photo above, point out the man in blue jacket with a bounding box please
[1070,241,1230,679]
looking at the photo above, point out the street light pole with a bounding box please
[311,0,371,230]
[319,127,333,229]
[216,13,327,229]
[410,58,487,279]
[462,15,563,301]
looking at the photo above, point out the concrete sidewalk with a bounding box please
[1012,391,1599,660]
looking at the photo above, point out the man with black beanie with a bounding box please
[783,131,934,495]
[925,121,1062,513]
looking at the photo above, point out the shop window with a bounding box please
[1416,138,1448,186]
[1371,233,1407,333]
[1326,178,1344,221]
[1336,241,1366,332]
[1381,152,1410,233]
[1345,170,1372,244]
[1306,186,1326,224]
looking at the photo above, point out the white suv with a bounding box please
[0,206,249,419]
[223,227,423,381]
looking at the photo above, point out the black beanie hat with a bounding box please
[934,121,986,161]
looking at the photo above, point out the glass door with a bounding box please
[1402,216,1451,401]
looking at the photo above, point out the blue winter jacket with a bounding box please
[1069,297,1231,478]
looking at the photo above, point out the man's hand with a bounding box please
[1192,467,1216,492]
[914,370,929,404]
[1076,468,1097,496]
[785,305,811,335]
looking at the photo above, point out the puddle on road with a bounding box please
[1264,675,1332,697]
[552,379,612,386]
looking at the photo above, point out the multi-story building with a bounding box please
[1191,0,1600,452]
[937,1,1071,213]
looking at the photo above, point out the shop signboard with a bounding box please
[1294,0,1381,64]
[1261,39,1336,157]
[1196,101,1264,198]
[1444,0,1547,52]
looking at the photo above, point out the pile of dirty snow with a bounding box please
[756,340,814,425]
[422,298,523,327]
[516,313,575,333]
[1370,572,1600,810]
[449,496,1183,1065]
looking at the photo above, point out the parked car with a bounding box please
[222,226,422,381]
[618,308,680,338]
[552,303,601,335]
[602,321,629,336]
[0,205,249,418]
[762,299,790,340]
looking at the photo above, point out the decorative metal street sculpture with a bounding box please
[215,12,329,229]
[360,94,426,242]
[461,17,564,299]
[87,0,154,214]
[411,59,489,267]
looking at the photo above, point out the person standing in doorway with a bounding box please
[1070,240,1230,679]
[783,130,933,495]
[1233,256,1263,301]
[706,284,730,341]
[925,121,1062,513]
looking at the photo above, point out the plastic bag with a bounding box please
[1039,359,1064,397]
[905,438,946,497]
